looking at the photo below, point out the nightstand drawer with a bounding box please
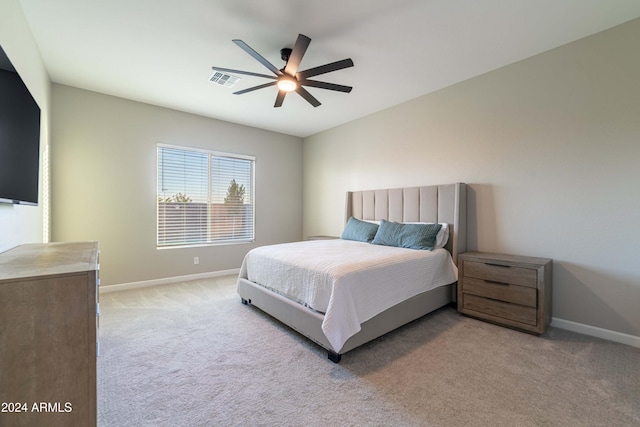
[463,277,536,307]
[464,260,537,288]
[463,294,537,326]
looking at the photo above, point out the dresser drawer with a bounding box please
[464,260,537,288]
[463,294,537,326]
[462,277,536,307]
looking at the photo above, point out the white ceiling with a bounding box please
[18,0,640,138]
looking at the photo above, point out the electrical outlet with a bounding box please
[194,257,199,265]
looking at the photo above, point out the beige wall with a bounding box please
[303,19,640,337]
[51,85,303,286]
[0,0,50,252]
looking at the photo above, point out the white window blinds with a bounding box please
[157,144,255,248]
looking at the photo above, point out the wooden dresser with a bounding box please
[0,242,99,427]
[457,252,552,334]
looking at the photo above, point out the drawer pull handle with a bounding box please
[486,296,513,304]
[485,263,510,268]
[485,280,510,286]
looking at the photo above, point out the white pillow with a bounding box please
[434,223,449,249]
[361,220,449,249]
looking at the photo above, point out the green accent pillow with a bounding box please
[340,217,379,242]
[371,219,442,250]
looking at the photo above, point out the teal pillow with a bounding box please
[340,217,379,242]
[372,219,442,250]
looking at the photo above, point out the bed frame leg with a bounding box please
[327,351,342,363]
[241,298,249,305]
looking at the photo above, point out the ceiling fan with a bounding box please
[212,33,354,108]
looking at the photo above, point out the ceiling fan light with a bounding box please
[277,77,297,92]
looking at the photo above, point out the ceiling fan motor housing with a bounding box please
[280,48,292,63]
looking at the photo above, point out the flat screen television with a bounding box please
[0,45,41,206]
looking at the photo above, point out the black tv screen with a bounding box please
[0,45,41,206]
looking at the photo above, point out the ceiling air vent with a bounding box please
[210,70,240,88]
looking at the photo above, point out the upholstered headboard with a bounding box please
[345,183,467,265]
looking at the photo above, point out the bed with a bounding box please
[237,183,467,362]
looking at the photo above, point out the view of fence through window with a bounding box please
[157,144,255,247]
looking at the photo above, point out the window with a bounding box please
[157,144,255,248]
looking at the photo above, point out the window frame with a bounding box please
[156,143,256,249]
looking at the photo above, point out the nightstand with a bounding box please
[457,252,552,334]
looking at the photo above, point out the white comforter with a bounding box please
[238,239,458,352]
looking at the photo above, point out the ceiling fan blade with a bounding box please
[295,86,321,107]
[299,79,352,93]
[233,39,283,76]
[297,58,354,79]
[284,34,311,76]
[274,90,287,108]
[211,66,276,80]
[233,81,277,95]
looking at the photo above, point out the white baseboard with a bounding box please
[99,269,240,294]
[551,317,640,349]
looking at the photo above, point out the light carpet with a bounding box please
[97,276,640,426]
